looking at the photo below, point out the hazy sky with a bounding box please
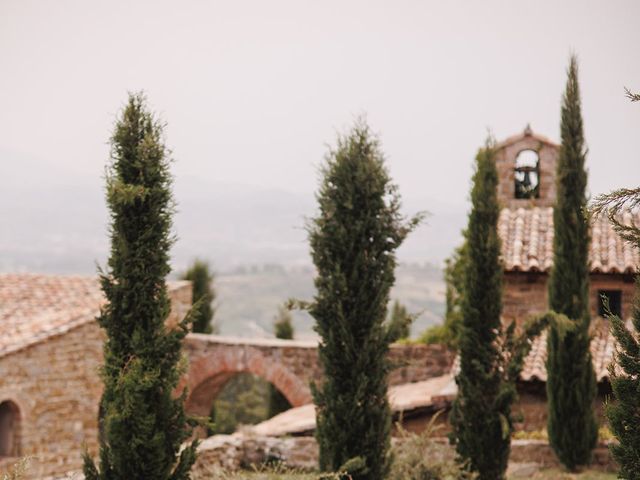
[1,0,639,272]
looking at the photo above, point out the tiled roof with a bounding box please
[499,207,640,273]
[0,273,189,358]
[520,317,616,383]
[449,317,616,384]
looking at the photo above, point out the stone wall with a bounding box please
[513,382,610,432]
[503,272,548,325]
[0,321,103,479]
[503,272,636,325]
[182,336,454,419]
[190,434,319,478]
[190,433,617,476]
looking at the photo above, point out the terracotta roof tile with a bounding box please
[520,317,616,382]
[499,207,640,273]
[449,318,616,384]
[0,273,189,358]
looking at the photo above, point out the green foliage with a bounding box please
[625,87,640,102]
[449,138,506,479]
[274,305,294,340]
[182,259,217,334]
[209,374,271,435]
[420,242,466,347]
[450,138,550,480]
[386,300,413,342]
[546,55,597,470]
[269,306,294,418]
[308,119,423,480]
[82,93,197,479]
[592,94,640,476]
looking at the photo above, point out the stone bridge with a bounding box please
[180,334,454,417]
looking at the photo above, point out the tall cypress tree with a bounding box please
[308,120,421,480]
[592,89,640,479]
[449,138,551,480]
[546,55,597,470]
[83,93,197,480]
[450,139,508,479]
[182,259,217,334]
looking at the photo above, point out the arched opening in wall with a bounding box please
[0,400,20,458]
[190,372,293,437]
[514,150,540,199]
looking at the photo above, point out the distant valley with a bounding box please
[213,262,445,340]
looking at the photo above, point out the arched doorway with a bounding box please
[0,400,20,457]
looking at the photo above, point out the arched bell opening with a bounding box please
[514,149,540,199]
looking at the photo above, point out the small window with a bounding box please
[514,150,540,199]
[0,401,19,457]
[598,290,622,318]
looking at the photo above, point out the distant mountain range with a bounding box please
[1,149,466,274]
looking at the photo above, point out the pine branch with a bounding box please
[625,87,640,102]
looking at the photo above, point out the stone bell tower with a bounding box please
[494,125,559,209]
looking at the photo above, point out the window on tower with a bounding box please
[598,290,622,318]
[514,150,540,199]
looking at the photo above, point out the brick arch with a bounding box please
[183,346,312,418]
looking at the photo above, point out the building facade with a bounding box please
[0,275,192,478]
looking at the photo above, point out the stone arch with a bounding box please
[183,346,312,418]
[0,400,21,457]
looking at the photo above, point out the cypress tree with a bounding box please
[182,259,217,334]
[83,93,197,480]
[449,138,552,479]
[449,138,509,479]
[592,89,640,479]
[546,55,597,470]
[268,306,294,418]
[308,120,422,479]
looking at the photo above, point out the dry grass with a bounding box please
[0,458,31,480]
[222,469,616,480]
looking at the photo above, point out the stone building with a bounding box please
[496,127,638,327]
[0,274,191,479]
[494,127,638,431]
